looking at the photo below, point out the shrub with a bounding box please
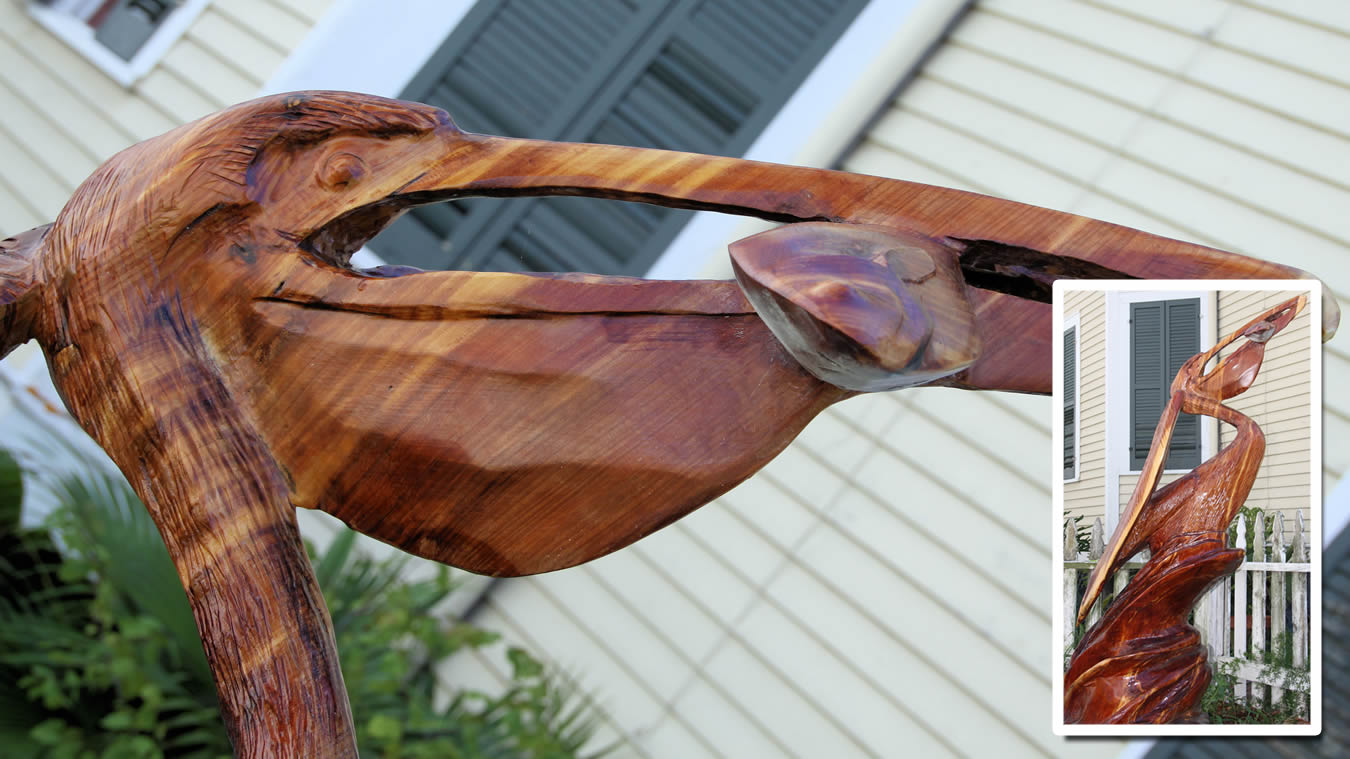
[0,446,608,758]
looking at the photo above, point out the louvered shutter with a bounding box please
[1130,298,1201,470]
[1064,326,1077,479]
[370,0,868,274]
[1163,299,1201,469]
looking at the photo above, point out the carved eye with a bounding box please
[318,151,366,190]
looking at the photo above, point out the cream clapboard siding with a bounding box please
[1062,291,1106,524]
[1217,290,1315,526]
[444,1,1346,757]
[0,0,330,239]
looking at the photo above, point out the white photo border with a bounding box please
[1051,279,1323,738]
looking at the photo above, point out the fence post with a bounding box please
[1224,572,1232,658]
[1293,511,1308,670]
[1087,517,1105,627]
[1064,518,1078,650]
[1270,513,1286,705]
[1293,511,1308,716]
[1251,510,1267,705]
[1233,514,1248,702]
[1196,577,1224,657]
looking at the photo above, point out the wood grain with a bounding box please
[1065,296,1305,724]
[0,91,1334,753]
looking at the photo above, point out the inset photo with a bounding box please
[1052,281,1323,736]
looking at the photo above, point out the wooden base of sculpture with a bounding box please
[0,92,1333,754]
[1065,297,1304,724]
[1066,532,1250,721]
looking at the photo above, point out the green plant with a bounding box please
[317,529,607,758]
[0,443,609,758]
[1200,632,1310,725]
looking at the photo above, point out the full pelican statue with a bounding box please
[0,91,1335,755]
[1066,295,1307,723]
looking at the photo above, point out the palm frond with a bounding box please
[0,448,22,532]
[45,468,213,686]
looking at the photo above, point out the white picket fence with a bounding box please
[1063,509,1311,711]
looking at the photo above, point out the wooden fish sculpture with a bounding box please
[0,91,1335,755]
[1065,296,1306,723]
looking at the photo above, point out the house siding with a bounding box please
[1216,289,1315,528]
[1063,291,1106,524]
[0,0,332,239]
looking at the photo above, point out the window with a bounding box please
[368,0,869,276]
[1063,324,1077,480]
[95,1,179,61]
[29,0,208,87]
[1129,298,1201,470]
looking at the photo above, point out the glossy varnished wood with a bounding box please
[1065,297,1306,724]
[0,91,1335,754]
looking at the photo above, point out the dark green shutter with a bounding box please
[1163,299,1201,468]
[1063,326,1077,479]
[1130,298,1201,470]
[370,0,868,274]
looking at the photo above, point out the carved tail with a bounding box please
[0,224,50,361]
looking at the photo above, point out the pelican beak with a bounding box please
[335,112,1338,396]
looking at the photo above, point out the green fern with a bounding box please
[1,440,610,758]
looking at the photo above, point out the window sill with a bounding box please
[28,0,212,88]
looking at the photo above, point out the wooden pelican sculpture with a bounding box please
[1065,295,1308,723]
[0,91,1336,755]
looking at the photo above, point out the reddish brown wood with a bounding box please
[1065,296,1306,724]
[0,91,1335,753]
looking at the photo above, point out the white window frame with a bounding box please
[28,0,213,88]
